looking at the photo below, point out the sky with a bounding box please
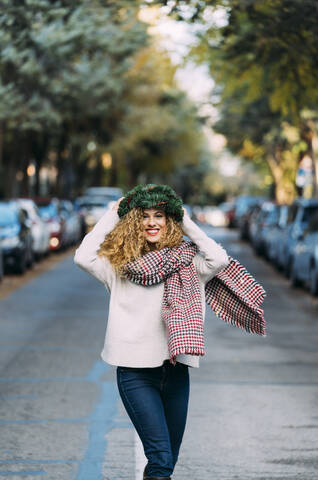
[139,6,213,103]
[139,5,240,178]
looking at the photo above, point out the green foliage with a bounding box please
[0,0,210,198]
[0,0,148,131]
[172,0,318,200]
[106,44,206,188]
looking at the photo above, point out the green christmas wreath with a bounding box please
[117,184,184,222]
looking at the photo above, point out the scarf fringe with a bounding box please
[211,301,266,336]
[207,257,266,336]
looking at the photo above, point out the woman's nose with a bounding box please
[147,216,156,226]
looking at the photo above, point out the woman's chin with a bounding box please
[146,238,159,244]
[145,234,161,243]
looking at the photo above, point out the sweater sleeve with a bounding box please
[182,213,230,283]
[74,208,119,286]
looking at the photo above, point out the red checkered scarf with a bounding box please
[123,240,266,365]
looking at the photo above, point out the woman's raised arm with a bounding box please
[181,208,229,283]
[74,206,120,286]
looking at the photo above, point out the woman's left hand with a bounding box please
[112,197,125,212]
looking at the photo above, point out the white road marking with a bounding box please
[135,429,147,480]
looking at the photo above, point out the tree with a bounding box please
[0,0,210,199]
[213,91,308,203]
[0,0,148,197]
[105,44,207,189]
[154,0,318,199]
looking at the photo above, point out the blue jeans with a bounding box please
[116,360,190,477]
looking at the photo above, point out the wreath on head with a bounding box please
[118,184,184,222]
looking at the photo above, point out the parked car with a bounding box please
[233,195,265,228]
[75,196,109,232]
[239,202,263,241]
[0,243,3,281]
[33,197,68,251]
[183,204,193,218]
[219,201,236,228]
[84,186,123,210]
[203,206,228,227]
[249,202,278,256]
[59,200,82,246]
[280,199,318,277]
[261,205,282,258]
[192,205,206,223]
[13,198,50,259]
[288,206,318,292]
[0,201,34,274]
[265,205,291,267]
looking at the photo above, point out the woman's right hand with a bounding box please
[112,196,125,212]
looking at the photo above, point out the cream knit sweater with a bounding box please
[74,208,229,368]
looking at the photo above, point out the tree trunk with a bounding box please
[21,157,30,197]
[301,120,317,197]
[32,132,50,196]
[125,156,141,188]
[109,153,118,186]
[92,156,103,187]
[4,132,23,198]
[0,122,4,198]
[310,130,318,198]
[266,153,294,204]
[55,128,69,197]
[3,158,17,198]
[313,153,318,197]
[70,142,82,197]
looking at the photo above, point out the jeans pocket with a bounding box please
[117,366,145,386]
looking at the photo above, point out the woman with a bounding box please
[74,184,230,480]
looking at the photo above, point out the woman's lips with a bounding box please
[146,229,160,236]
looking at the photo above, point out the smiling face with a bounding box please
[142,208,167,244]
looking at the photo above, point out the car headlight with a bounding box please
[1,235,20,248]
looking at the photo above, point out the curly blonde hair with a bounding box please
[98,208,184,275]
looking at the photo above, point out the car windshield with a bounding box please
[91,195,116,203]
[0,206,18,227]
[265,207,279,225]
[303,206,318,224]
[38,204,58,220]
[85,188,122,199]
[306,209,318,232]
[80,202,107,208]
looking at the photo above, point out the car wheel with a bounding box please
[290,259,301,287]
[15,255,26,275]
[309,265,318,296]
[256,245,264,257]
[27,250,34,268]
[284,256,291,277]
[263,245,269,260]
[253,241,261,256]
[275,257,283,271]
[34,251,42,262]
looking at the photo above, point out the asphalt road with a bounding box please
[0,225,317,480]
